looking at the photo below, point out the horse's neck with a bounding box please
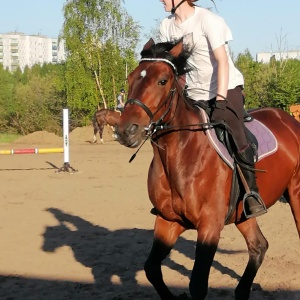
[173,86,203,126]
[153,89,209,161]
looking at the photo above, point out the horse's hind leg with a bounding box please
[99,125,104,144]
[144,216,186,300]
[235,219,268,300]
[93,128,98,143]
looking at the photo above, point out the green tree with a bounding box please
[266,59,300,110]
[0,62,66,135]
[8,73,63,135]
[61,0,140,124]
[0,65,15,131]
[235,50,271,109]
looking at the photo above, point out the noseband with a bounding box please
[124,58,178,136]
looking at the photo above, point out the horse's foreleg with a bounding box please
[189,225,221,300]
[111,125,118,140]
[144,216,186,300]
[234,219,268,300]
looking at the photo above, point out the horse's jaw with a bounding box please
[117,136,142,148]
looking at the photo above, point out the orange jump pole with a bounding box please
[0,148,64,155]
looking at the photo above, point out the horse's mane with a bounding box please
[140,40,193,76]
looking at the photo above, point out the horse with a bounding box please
[92,108,121,144]
[115,39,300,300]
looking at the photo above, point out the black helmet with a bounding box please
[120,88,125,93]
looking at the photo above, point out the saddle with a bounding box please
[194,102,278,169]
[194,103,278,223]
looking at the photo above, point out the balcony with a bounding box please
[11,60,19,66]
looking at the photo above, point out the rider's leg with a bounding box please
[211,86,267,218]
[237,145,267,217]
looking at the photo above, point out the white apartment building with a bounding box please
[256,50,300,63]
[0,32,66,72]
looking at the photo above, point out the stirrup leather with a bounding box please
[243,191,267,219]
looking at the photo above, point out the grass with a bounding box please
[0,133,21,144]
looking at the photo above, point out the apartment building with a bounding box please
[0,32,66,72]
[256,50,300,63]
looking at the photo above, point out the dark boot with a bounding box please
[238,146,267,218]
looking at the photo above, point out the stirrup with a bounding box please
[243,191,267,219]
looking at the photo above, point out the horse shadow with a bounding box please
[41,208,272,298]
[42,208,153,290]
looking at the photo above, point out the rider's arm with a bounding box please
[213,44,229,101]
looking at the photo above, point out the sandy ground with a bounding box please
[0,126,299,300]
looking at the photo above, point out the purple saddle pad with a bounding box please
[200,109,278,169]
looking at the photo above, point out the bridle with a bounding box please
[124,56,219,163]
[124,58,178,137]
[125,89,176,137]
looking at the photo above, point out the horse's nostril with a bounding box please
[128,124,138,135]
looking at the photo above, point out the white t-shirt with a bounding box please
[159,7,244,101]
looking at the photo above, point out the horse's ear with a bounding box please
[143,38,155,51]
[169,39,184,58]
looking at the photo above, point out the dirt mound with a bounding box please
[13,131,62,146]
[12,126,115,146]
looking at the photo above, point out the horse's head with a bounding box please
[42,222,72,253]
[116,38,191,148]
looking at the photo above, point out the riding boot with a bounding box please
[238,146,267,218]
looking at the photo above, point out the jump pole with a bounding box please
[0,109,77,173]
[57,108,77,173]
[0,148,63,155]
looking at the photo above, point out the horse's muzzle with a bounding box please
[115,124,144,148]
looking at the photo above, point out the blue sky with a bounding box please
[1,0,299,58]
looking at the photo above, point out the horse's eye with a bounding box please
[159,80,167,86]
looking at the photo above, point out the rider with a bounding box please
[116,88,125,112]
[158,0,267,218]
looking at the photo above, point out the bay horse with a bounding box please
[115,39,300,300]
[93,108,121,144]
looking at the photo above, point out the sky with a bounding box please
[0,0,299,58]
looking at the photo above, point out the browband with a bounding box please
[140,58,177,74]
